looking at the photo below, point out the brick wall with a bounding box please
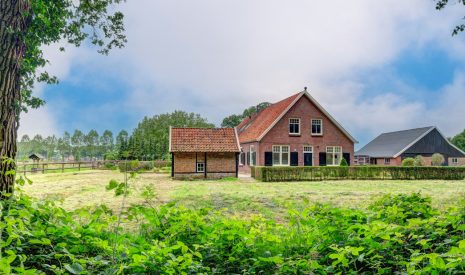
[238,141,259,173]
[173,152,237,178]
[259,96,354,166]
[449,157,465,166]
[374,157,402,166]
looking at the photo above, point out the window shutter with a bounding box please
[290,152,298,166]
[246,152,250,165]
[343,153,351,166]
[241,153,246,165]
[319,152,327,166]
[264,152,273,166]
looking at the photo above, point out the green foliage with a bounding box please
[18,0,126,112]
[117,160,157,172]
[221,102,271,128]
[436,0,465,35]
[126,111,215,160]
[414,155,425,166]
[339,158,348,166]
[432,153,445,166]
[451,129,465,152]
[252,166,465,181]
[402,157,415,166]
[3,190,465,273]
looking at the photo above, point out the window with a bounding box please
[384,158,390,165]
[326,146,342,166]
[239,152,244,165]
[311,119,323,135]
[272,145,290,166]
[289,118,300,135]
[250,146,256,166]
[196,162,205,173]
[303,146,313,153]
[452,158,459,165]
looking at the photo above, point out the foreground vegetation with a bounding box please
[3,186,465,273]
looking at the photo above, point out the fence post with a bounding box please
[78,163,81,171]
[42,164,45,174]
[62,163,64,173]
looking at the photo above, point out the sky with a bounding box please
[19,0,465,148]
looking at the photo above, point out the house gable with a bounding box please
[260,95,354,146]
[401,128,465,158]
[238,91,357,144]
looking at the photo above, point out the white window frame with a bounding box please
[303,145,313,153]
[289,118,301,135]
[196,162,205,173]
[272,145,290,166]
[384,158,391,165]
[451,158,459,165]
[239,152,244,166]
[250,145,256,166]
[326,146,342,166]
[311,119,323,136]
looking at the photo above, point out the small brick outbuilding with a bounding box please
[169,127,241,179]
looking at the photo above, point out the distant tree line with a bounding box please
[18,111,215,161]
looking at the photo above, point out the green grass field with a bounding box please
[21,170,465,218]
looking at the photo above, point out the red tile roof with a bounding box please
[238,92,301,143]
[170,128,240,152]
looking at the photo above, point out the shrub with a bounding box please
[251,166,465,181]
[414,155,425,166]
[431,153,445,166]
[339,158,348,166]
[402,158,415,166]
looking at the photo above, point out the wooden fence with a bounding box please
[16,161,115,175]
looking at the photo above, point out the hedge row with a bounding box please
[251,166,465,181]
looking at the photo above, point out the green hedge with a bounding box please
[251,166,465,181]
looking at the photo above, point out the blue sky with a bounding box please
[20,0,465,148]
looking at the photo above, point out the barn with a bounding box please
[169,127,241,179]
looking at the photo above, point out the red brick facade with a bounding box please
[239,92,356,172]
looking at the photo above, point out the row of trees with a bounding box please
[17,111,215,162]
[451,129,465,152]
[18,129,120,161]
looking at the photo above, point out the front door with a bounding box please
[303,146,313,166]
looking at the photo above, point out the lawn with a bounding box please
[21,170,465,217]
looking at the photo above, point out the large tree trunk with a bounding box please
[0,1,28,195]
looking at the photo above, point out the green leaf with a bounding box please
[64,263,84,274]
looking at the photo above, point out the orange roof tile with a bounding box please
[170,128,240,152]
[238,92,301,143]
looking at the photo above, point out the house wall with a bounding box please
[173,152,237,179]
[258,96,354,166]
[449,157,465,166]
[373,157,402,166]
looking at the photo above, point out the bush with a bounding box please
[432,153,445,166]
[339,158,348,166]
[402,158,415,166]
[4,190,465,274]
[414,155,425,166]
[251,166,465,181]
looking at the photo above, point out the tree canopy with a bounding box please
[451,129,465,152]
[436,0,465,35]
[221,102,271,128]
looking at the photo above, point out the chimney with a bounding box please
[304,86,307,92]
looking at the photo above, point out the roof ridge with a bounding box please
[380,126,435,135]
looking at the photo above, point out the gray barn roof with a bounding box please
[356,126,435,158]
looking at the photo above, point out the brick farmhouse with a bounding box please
[237,90,357,173]
[355,126,465,166]
[169,127,241,179]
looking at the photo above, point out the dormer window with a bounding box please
[311,119,323,135]
[289,118,300,135]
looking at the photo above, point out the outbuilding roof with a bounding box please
[169,127,241,153]
[356,126,445,158]
[237,91,357,144]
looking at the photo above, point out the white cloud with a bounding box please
[18,106,59,137]
[18,0,465,142]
